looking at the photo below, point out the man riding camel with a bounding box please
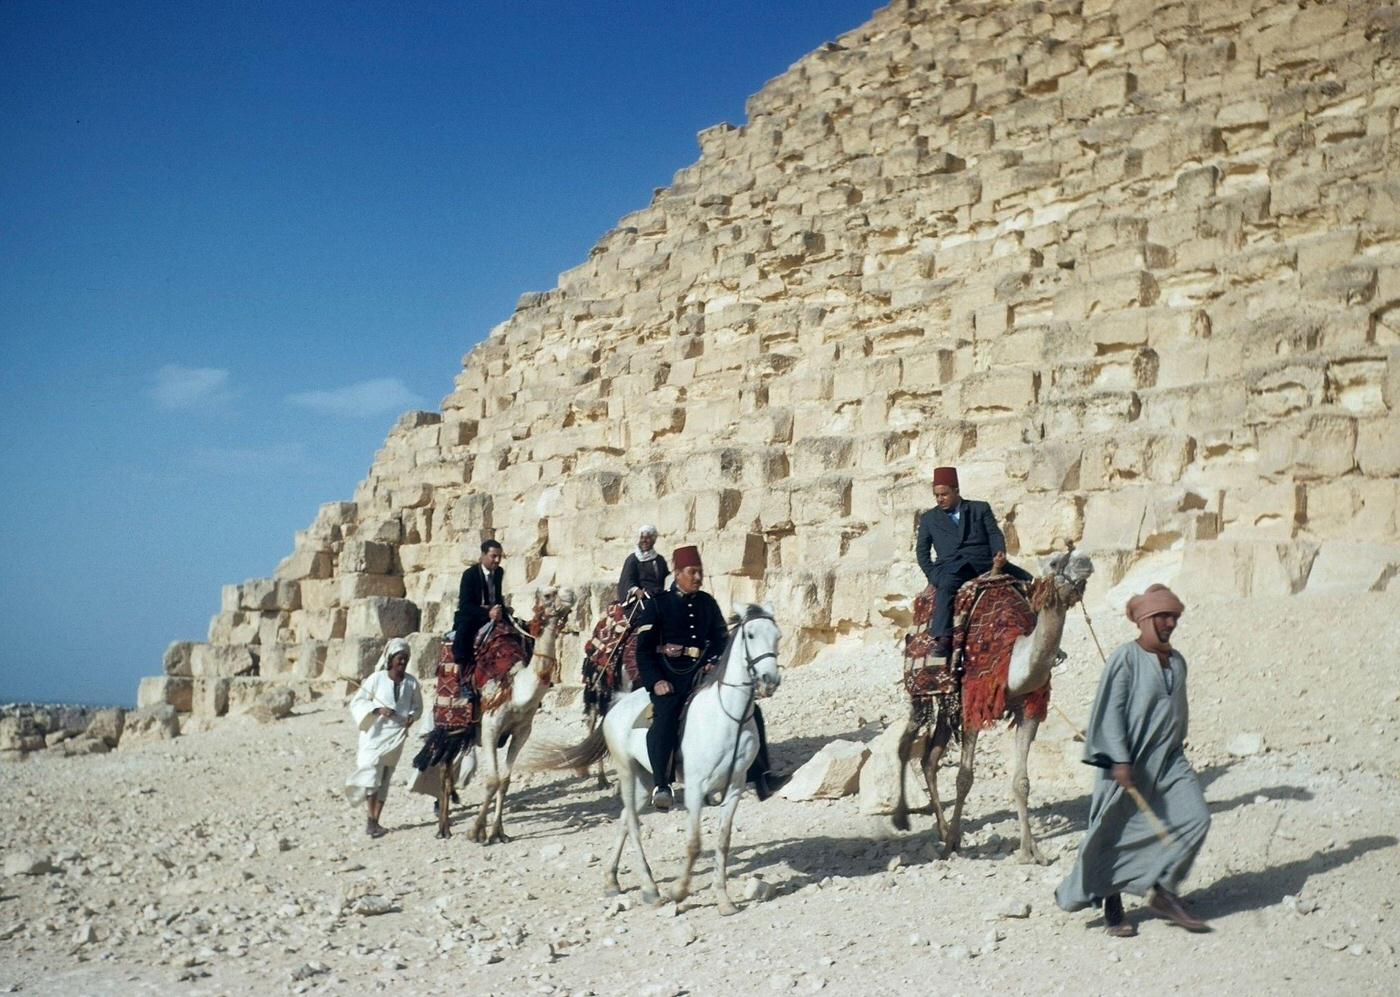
[451,539,509,669]
[915,465,1031,658]
[632,544,779,811]
[617,524,669,603]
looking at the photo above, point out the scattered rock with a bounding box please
[85,708,127,748]
[351,895,394,916]
[122,705,181,745]
[250,687,295,724]
[743,877,775,903]
[944,944,974,961]
[1225,732,1265,757]
[4,852,53,877]
[990,900,1031,919]
[779,740,869,801]
[857,723,930,815]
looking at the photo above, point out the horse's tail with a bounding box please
[524,724,608,774]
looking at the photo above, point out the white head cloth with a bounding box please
[635,524,660,563]
[374,637,412,671]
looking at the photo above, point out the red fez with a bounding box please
[672,545,702,571]
[932,466,960,488]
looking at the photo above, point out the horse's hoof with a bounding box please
[891,812,911,832]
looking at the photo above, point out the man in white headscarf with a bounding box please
[345,637,423,838]
[617,525,669,603]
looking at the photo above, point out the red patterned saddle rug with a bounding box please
[582,595,645,716]
[954,574,1046,731]
[433,641,477,729]
[472,620,530,713]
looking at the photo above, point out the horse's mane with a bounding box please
[693,603,775,693]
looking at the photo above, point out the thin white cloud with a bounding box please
[187,442,312,476]
[149,364,236,411]
[285,377,425,418]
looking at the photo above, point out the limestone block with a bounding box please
[292,641,330,680]
[406,632,443,681]
[257,613,292,651]
[792,437,854,477]
[1221,481,1303,538]
[1247,364,1326,421]
[163,641,195,677]
[276,548,334,581]
[791,475,852,524]
[345,598,420,640]
[192,677,231,718]
[1257,414,1357,479]
[226,677,269,715]
[1329,359,1389,416]
[1081,492,1148,549]
[339,574,407,602]
[299,578,340,613]
[85,708,126,748]
[250,686,296,723]
[693,489,744,532]
[303,607,347,642]
[120,705,180,745]
[778,739,869,801]
[1009,495,1084,554]
[190,644,257,678]
[332,638,384,681]
[207,611,258,646]
[1305,542,1400,595]
[1304,479,1398,540]
[240,578,302,612]
[857,723,930,815]
[137,676,193,713]
[339,539,395,575]
[704,533,766,578]
[258,644,295,678]
[220,585,240,613]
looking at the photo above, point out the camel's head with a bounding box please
[531,587,577,630]
[729,601,782,699]
[1040,549,1094,608]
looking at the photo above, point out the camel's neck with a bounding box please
[1024,601,1069,688]
[530,623,561,678]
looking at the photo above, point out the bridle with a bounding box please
[713,612,779,796]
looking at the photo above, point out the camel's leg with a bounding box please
[944,727,979,856]
[470,722,499,843]
[671,777,706,905]
[891,711,922,832]
[1011,707,1049,865]
[621,769,662,905]
[923,711,953,844]
[436,765,452,839]
[489,721,532,843]
[710,787,744,916]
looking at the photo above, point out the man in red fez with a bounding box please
[631,544,780,810]
[915,466,1030,657]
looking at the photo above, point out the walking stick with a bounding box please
[1124,784,1176,848]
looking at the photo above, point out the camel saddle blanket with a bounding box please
[903,584,957,699]
[472,620,530,712]
[582,596,644,715]
[954,574,1048,731]
[432,641,477,729]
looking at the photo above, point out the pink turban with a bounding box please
[1125,584,1185,623]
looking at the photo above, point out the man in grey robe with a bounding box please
[1055,584,1211,936]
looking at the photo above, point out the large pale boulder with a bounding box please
[121,705,180,745]
[250,686,296,723]
[192,677,231,718]
[778,739,869,801]
[85,708,126,748]
[1305,542,1400,595]
[163,641,195,677]
[137,676,193,713]
[190,644,258,678]
[858,723,930,816]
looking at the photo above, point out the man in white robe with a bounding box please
[1055,584,1212,936]
[345,637,423,837]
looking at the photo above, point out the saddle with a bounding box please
[953,574,1048,731]
[471,619,531,713]
[432,640,477,729]
[903,584,959,705]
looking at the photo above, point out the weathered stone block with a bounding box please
[338,539,395,575]
[190,644,257,678]
[345,598,420,639]
[779,740,869,801]
[332,638,384,681]
[192,677,231,718]
[137,676,193,713]
[1257,414,1357,479]
[339,574,407,601]
[163,641,195,677]
[1306,542,1400,594]
[240,578,302,612]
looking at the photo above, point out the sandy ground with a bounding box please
[2,592,1398,996]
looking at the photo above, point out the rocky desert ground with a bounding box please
[3,590,1397,996]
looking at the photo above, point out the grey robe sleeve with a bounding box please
[1082,648,1134,769]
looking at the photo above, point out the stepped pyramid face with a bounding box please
[145,0,1400,711]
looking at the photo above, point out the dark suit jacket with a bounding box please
[915,499,1008,585]
[453,564,507,648]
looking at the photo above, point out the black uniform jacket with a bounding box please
[915,499,1008,584]
[453,564,507,642]
[632,584,728,693]
[617,552,670,603]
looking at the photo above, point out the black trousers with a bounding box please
[930,559,1032,637]
[646,669,696,787]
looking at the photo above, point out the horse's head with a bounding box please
[1037,548,1094,610]
[729,601,782,699]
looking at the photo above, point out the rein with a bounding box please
[712,614,778,798]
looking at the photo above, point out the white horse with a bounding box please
[537,603,781,915]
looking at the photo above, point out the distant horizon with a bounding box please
[0,1,877,706]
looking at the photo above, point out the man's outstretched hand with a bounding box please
[992,551,1007,573]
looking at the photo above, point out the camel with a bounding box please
[892,549,1093,864]
[456,587,576,844]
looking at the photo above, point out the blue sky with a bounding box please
[0,1,876,705]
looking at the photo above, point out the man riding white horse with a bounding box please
[915,465,1031,658]
[632,544,779,809]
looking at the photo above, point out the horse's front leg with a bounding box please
[671,776,706,905]
[623,769,663,906]
[710,785,744,916]
[944,727,979,857]
[1010,707,1048,864]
